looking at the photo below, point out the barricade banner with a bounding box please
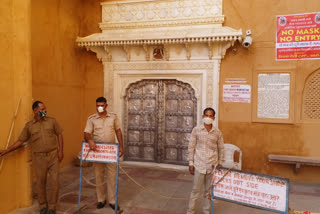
[212,168,289,214]
[81,142,118,163]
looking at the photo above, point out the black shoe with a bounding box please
[109,203,121,211]
[40,208,47,214]
[97,200,106,209]
[47,210,56,214]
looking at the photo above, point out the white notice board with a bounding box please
[81,142,119,164]
[213,168,289,213]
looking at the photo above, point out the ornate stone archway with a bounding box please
[76,0,242,128]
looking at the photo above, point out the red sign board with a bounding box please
[276,12,320,60]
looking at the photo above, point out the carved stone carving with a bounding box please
[152,46,165,61]
[143,45,150,61]
[185,43,191,60]
[163,44,170,60]
[303,70,320,120]
[114,62,213,71]
[103,46,112,61]
[76,0,241,58]
[100,0,224,30]
[123,45,131,61]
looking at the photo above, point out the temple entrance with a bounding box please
[124,79,197,165]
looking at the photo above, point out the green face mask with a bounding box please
[38,111,47,118]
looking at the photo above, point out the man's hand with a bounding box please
[0,149,8,158]
[0,140,23,158]
[88,140,97,151]
[189,165,195,175]
[58,150,64,162]
[84,133,96,151]
[119,146,124,157]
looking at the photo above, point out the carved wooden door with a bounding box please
[124,79,197,165]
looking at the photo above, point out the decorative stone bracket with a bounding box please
[78,32,241,62]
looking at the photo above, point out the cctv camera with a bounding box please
[242,30,252,48]
[242,36,252,48]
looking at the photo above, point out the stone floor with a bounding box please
[9,162,320,214]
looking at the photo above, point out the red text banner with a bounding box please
[81,142,118,164]
[213,168,289,213]
[276,12,320,60]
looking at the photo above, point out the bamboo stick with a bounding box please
[0,97,22,171]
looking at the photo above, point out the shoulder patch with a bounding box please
[45,116,55,120]
[26,119,34,126]
[88,113,98,119]
[107,112,118,118]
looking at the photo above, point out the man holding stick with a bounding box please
[0,101,64,214]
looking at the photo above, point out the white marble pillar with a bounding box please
[212,59,221,128]
[102,61,114,111]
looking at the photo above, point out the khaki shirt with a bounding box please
[188,125,225,174]
[84,112,121,143]
[19,117,63,153]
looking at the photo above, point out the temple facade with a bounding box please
[0,0,319,212]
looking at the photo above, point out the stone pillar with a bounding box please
[212,59,221,128]
[103,61,114,111]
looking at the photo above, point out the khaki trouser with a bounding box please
[32,150,59,210]
[187,169,211,214]
[94,162,117,204]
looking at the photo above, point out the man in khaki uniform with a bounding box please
[0,101,64,214]
[84,97,124,211]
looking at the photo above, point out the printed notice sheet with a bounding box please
[223,84,251,103]
[257,73,290,119]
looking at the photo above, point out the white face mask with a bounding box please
[97,106,104,113]
[202,117,214,125]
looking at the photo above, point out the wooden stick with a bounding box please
[0,97,22,171]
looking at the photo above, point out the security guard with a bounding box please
[0,101,64,214]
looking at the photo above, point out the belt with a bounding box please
[33,149,57,156]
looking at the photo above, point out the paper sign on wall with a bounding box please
[223,84,251,103]
[257,73,290,119]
